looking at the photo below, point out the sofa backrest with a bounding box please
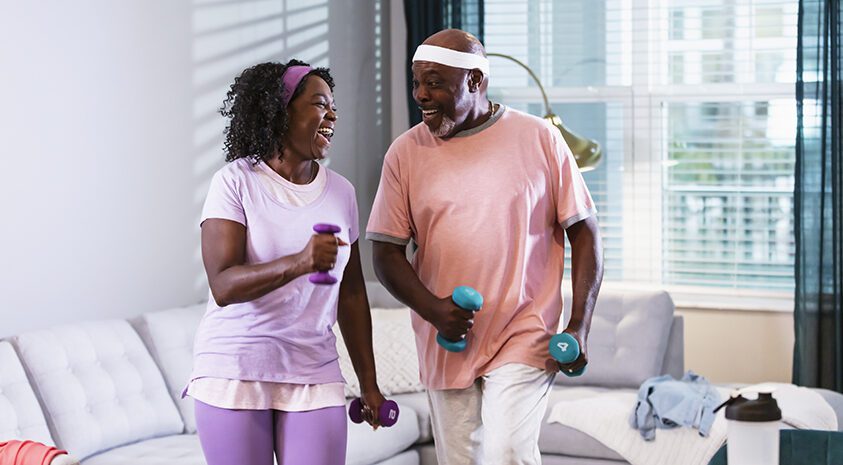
[11,320,184,460]
[131,302,206,434]
[122,282,681,437]
[334,307,425,398]
[0,341,54,446]
[365,281,683,389]
[554,284,677,388]
[132,296,425,409]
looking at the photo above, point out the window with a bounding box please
[670,9,685,40]
[485,0,797,309]
[701,7,733,40]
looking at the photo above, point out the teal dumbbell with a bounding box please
[436,286,483,352]
[549,332,587,377]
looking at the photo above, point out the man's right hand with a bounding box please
[425,296,474,341]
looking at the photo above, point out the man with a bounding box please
[367,29,603,464]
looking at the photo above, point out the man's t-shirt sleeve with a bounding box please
[201,169,246,227]
[349,184,360,243]
[548,124,598,229]
[366,148,412,245]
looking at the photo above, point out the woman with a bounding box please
[187,59,385,465]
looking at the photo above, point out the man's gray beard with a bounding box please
[430,114,456,138]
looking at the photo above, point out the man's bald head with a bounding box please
[411,29,491,138]
[422,29,486,57]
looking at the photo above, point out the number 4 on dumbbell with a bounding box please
[549,332,587,377]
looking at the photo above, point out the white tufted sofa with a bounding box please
[5,283,841,465]
[0,284,687,465]
[0,342,63,453]
[1,294,422,465]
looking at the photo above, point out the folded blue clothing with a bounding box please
[629,370,722,441]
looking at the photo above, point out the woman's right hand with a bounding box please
[360,388,388,430]
[299,233,349,273]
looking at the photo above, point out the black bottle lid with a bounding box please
[725,392,782,422]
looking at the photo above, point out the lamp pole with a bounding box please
[486,52,602,171]
[486,53,554,116]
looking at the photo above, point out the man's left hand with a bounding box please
[556,327,589,374]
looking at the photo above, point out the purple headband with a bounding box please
[280,65,313,108]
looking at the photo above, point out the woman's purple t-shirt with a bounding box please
[191,158,358,385]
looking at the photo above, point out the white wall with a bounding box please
[390,0,409,139]
[0,0,391,337]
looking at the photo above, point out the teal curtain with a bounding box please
[403,0,484,127]
[793,0,843,392]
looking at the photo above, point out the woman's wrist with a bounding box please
[359,375,380,395]
[285,251,311,279]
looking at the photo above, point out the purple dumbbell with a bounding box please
[348,398,400,427]
[309,223,341,285]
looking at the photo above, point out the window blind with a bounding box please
[485,0,797,299]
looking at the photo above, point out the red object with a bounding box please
[0,441,67,465]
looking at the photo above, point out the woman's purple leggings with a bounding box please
[194,400,347,465]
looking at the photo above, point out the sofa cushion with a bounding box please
[539,386,625,461]
[81,434,204,465]
[347,398,420,465]
[132,303,206,434]
[373,450,420,465]
[12,320,184,460]
[555,286,675,388]
[335,308,425,398]
[0,341,54,445]
[815,388,843,432]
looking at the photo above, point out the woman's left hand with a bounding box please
[360,388,388,430]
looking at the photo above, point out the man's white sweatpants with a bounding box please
[427,363,556,465]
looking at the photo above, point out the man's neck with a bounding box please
[454,99,492,134]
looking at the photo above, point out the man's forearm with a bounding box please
[566,217,604,334]
[372,241,438,322]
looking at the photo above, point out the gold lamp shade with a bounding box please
[487,53,602,171]
[545,114,601,172]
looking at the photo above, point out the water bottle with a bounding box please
[721,386,782,465]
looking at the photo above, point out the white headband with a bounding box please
[412,44,490,75]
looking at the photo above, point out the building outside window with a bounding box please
[485,0,797,309]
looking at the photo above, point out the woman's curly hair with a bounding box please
[219,59,335,163]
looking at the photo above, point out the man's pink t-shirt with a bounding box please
[366,106,596,390]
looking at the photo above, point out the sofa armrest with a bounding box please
[50,455,80,465]
[662,315,684,379]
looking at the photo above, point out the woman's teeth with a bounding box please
[422,109,438,117]
[317,127,333,139]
